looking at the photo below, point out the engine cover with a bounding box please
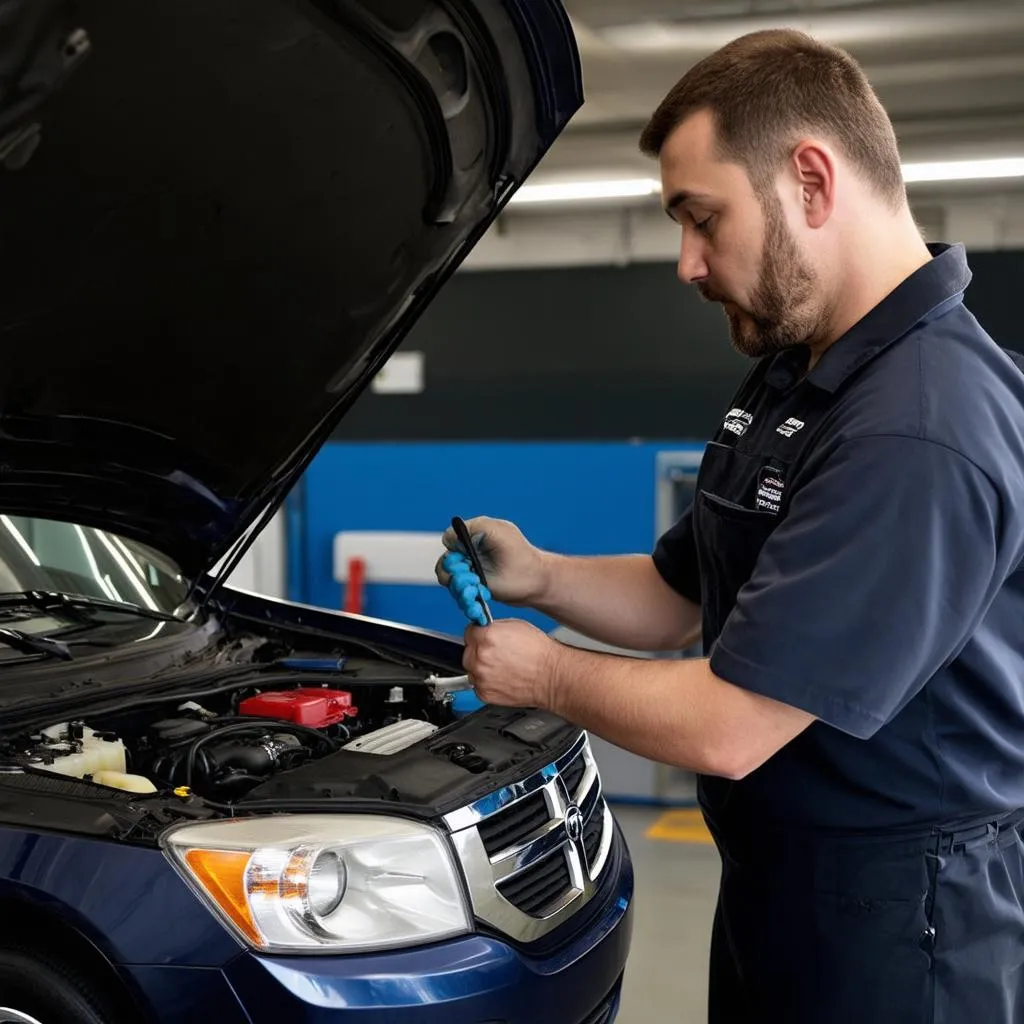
[238,688,358,728]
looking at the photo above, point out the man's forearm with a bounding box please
[538,643,815,780]
[532,553,701,652]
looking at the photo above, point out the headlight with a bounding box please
[161,814,472,954]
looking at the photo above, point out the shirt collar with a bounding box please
[765,242,972,393]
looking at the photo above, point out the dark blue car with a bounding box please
[0,0,633,1020]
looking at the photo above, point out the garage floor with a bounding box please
[611,805,720,1023]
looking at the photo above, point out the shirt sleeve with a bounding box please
[709,435,1007,739]
[652,504,703,606]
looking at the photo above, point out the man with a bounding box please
[436,27,1024,1024]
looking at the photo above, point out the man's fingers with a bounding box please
[464,623,486,652]
[442,519,489,554]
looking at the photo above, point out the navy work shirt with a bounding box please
[654,242,1024,833]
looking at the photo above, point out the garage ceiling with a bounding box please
[534,0,1024,190]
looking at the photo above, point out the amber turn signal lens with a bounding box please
[184,848,263,946]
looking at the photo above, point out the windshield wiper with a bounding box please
[0,591,185,623]
[0,626,72,660]
[38,592,185,622]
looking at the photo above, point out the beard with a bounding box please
[702,194,828,360]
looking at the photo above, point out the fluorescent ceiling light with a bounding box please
[901,157,1024,183]
[509,178,660,204]
[508,159,1024,205]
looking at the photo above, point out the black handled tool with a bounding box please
[451,516,493,624]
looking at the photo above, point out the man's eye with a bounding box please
[694,216,713,235]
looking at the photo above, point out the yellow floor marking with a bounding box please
[645,809,714,845]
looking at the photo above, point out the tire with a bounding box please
[0,946,128,1024]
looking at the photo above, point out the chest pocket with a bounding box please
[694,444,787,645]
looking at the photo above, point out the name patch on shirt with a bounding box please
[776,416,805,438]
[756,466,786,515]
[723,408,753,436]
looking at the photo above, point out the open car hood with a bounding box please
[0,0,582,582]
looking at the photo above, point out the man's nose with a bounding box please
[677,232,709,284]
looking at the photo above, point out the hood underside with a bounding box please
[0,0,582,579]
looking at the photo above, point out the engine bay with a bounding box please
[0,658,457,801]
[0,630,579,816]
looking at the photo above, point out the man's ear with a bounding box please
[789,141,836,229]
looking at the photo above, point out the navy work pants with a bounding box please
[708,809,1024,1023]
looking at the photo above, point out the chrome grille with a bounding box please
[561,753,587,799]
[582,809,604,866]
[477,789,549,858]
[497,847,573,916]
[444,732,614,943]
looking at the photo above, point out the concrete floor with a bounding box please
[611,805,721,1023]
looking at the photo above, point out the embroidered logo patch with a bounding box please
[776,416,805,438]
[723,408,753,437]
[755,466,786,515]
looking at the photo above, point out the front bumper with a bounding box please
[229,838,632,1024]
[127,834,632,1024]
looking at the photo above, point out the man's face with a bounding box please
[659,110,827,358]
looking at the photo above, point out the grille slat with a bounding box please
[579,776,601,820]
[477,790,549,857]
[498,850,573,916]
[583,807,604,866]
[561,754,586,798]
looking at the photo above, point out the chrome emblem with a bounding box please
[564,803,583,843]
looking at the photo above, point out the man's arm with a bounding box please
[535,553,702,652]
[544,646,814,779]
[463,620,814,779]
[463,433,1009,778]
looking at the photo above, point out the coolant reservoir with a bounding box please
[91,770,157,794]
[37,723,127,778]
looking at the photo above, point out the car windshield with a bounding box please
[0,515,188,617]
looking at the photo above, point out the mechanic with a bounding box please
[437,28,1024,1024]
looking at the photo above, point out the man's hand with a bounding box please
[436,517,550,607]
[463,619,561,708]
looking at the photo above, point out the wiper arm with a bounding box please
[18,591,185,623]
[0,627,72,661]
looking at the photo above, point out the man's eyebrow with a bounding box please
[664,190,712,218]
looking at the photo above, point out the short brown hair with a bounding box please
[639,29,905,208]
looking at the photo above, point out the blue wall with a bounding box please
[288,440,702,636]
